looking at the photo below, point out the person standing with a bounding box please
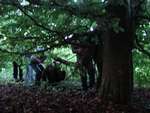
[71,42,96,91]
[12,61,19,81]
[30,55,45,81]
[25,54,45,86]
[18,64,23,81]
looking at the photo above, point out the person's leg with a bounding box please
[35,72,41,86]
[86,60,96,88]
[13,67,18,80]
[19,67,23,81]
[13,72,18,80]
[79,66,88,91]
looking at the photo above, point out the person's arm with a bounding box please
[31,55,41,63]
[40,56,47,63]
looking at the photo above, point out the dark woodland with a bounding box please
[0,0,150,113]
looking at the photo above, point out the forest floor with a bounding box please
[0,82,150,113]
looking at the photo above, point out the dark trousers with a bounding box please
[13,72,18,80]
[79,60,96,91]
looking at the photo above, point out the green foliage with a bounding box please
[0,62,14,84]
[133,50,150,87]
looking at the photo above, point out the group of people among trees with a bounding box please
[12,42,98,91]
[12,33,102,91]
[12,54,66,86]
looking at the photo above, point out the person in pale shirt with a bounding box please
[24,54,45,86]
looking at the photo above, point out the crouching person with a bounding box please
[42,64,66,84]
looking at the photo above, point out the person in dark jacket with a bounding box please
[18,65,23,81]
[12,61,18,81]
[71,42,96,91]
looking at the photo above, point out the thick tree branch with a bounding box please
[53,57,75,66]
[64,29,101,47]
[136,16,150,22]
[0,43,65,56]
[0,48,24,55]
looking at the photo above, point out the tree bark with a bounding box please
[100,30,132,104]
[98,0,134,104]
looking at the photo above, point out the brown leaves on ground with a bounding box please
[0,84,149,113]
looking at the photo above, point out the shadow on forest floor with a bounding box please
[0,82,150,113]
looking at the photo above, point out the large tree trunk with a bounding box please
[98,0,134,104]
[100,31,132,104]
